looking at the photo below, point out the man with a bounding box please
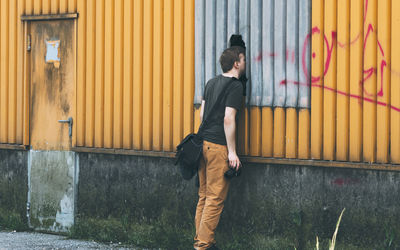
[194,45,246,250]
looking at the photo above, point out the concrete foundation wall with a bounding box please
[77,152,400,245]
[1,149,399,245]
[0,150,28,230]
[29,151,77,232]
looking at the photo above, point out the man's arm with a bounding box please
[200,100,205,122]
[224,107,241,170]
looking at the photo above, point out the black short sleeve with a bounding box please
[225,81,243,111]
[202,80,210,100]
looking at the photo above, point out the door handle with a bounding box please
[58,117,73,137]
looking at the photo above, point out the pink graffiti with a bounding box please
[261,0,398,112]
[331,178,360,187]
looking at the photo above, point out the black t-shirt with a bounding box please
[202,75,243,145]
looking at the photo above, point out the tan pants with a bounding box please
[194,140,230,250]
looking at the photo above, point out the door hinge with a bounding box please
[27,34,31,51]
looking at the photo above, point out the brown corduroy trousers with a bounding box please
[193,140,231,250]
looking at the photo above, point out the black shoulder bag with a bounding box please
[175,79,234,180]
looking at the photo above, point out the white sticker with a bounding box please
[45,40,61,68]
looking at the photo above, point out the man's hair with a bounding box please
[219,46,246,73]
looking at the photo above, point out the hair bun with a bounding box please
[229,34,246,49]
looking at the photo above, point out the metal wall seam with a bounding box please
[391,0,400,163]
[336,0,350,161]
[298,0,311,108]
[348,0,363,162]
[376,0,391,163]
[363,0,377,163]
[204,0,216,88]
[194,0,204,105]
[16,0,25,144]
[239,0,250,103]
[133,0,144,150]
[153,0,164,150]
[0,0,9,143]
[285,0,299,108]
[142,0,153,151]
[238,0,250,155]
[322,0,336,160]
[122,0,133,149]
[311,0,324,160]
[249,0,262,106]
[215,0,227,76]
[226,0,239,42]
[273,0,286,107]
[85,0,96,147]
[172,0,184,147]
[8,0,17,143]
[104,0,115,149]
[113,0,124,149]
[261,0,274,107]
[94,0,105,148]
[77,0,86,147]
[183,0,195,136]
[162,0,174,151]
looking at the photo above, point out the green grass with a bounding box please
[68,213,389,250]
[0,208,28,232]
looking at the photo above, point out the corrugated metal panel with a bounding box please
[194,0,312,158]
[0,0,194,153]
[309,0,399,164]
[273,0,286,107]
[0,0,77,145]
[194,0,312,108]
[1,0,399,166]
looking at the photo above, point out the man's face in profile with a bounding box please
[238,53,246,77]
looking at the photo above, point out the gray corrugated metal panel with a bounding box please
[194,0,205,105]
[261,0,274,106]
[249,0,262,106]
[298,0,311,108]
[194,0,312,108]
[239,0,250,104]
[273,0,287,107]
[204,0,216,87]
[215,0,227,75]
[285,0,299,107]
[227,0,239,41]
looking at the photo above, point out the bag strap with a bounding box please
[197,77,236,136]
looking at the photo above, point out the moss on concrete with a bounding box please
[0,150,28,232]
[76,153,400,249]
[0,208,28,231]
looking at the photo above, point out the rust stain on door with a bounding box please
[30,20,75,151]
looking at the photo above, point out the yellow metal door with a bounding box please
[30,20,75,150]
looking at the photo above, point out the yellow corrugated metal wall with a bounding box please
[310,0,400,164]
[0,0,194,151]
[0,0,78,146]
[2,0,400,166]
[76,0,194,151]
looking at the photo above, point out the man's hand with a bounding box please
[228,151,241,171]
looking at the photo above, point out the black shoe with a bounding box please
[206,245,220,250]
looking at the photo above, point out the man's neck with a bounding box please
[222,70,239,79]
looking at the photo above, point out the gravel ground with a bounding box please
[0,231,137,250]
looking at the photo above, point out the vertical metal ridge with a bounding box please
[194,0,205,105]
[273,0,286,107]
[261,0,274,107]
[215,0,227,76]
[204,0,216,86]
[298,0,311,108]
[249,0,262,106]
[285,0,299,108]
